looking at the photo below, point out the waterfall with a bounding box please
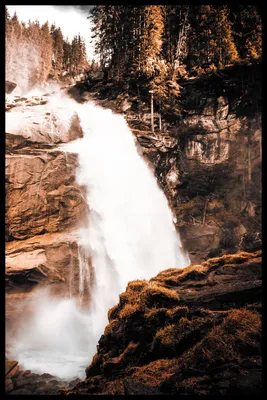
[63,94,190,339]
[7,91,190,380]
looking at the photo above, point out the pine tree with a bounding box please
[139,5,165,80]
[213,6,239,67]
[63,38,72,72]
[40,22,53,81]
[51,27,64,71]
[235,5,262,60]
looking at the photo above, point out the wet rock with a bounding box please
[5,378,14,393]
[123,379,164,395]
[69,378,82,388]
[40,372,55,380]
[22,370,32,376]
[6,81,17,94]
[5,232,82,308]
[5,359,18,376]
[6,365,20,380]
[5,151,86,241]
[179,224,221,265]
[9,388,33,395]
[50,379,59,385]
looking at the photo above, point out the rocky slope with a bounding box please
[61,250,261,396]
[78,62,261,264]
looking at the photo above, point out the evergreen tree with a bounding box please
[63,38,72,72]
[51,26,64,71]
[213,6,239,67]
[232,5,262,60]
[40,22,53,81]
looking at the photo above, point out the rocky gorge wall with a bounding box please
[5,92,89,335]
[161,63,262,264]
[91,62,261,265]
[81,62,261,265]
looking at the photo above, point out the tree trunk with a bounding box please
[202,197,209,225]
[247,141,251,183]
[242,173,246,198]
[172,8,189,81]
[259,132,262,161]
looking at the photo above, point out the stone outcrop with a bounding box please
[5,231,80,293]
[61,250,261,396]
[6,151,86,241]
[5,94,87,241]
[6,101,83,145]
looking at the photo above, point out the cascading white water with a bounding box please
[7,91,190,380]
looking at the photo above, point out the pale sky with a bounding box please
[7,5,94,61]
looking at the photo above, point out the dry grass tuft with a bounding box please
[119,302,142,320]
[102,379,125,395]
[144,307,168,320]
[166,306,189,321]
[202,250,261,270]
[154,264,208,286]
[127,280,147,292]
[180,308,261,370]
[104,319,120,336]
[130,359,179,387]
[119,290,140,307]
[104,341,139,369]
[174,264,208,282]
[153,317,193,351]
[154,324,178,349]
[153,250,261,289]
[108,305,119,322]
[176,375,211,395]
[140,282,180,307]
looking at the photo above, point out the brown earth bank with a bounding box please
[56,250,262,396]
[70,62,261,264]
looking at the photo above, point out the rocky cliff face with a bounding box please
[82,62,261,264]
[5,91,88,335]
[154,63,262,264]
[61,250,261,396]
